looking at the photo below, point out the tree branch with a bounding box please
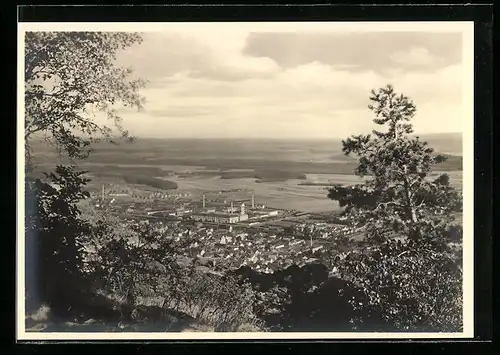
[396,250,410,258]
[376,201,405,210]
[415,200,426,209]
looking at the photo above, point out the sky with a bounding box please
[99,25,466,139]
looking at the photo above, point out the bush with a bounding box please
[87,219,183,322]
[25,166,95,320]
[231,263,367,331]
[164,269,262,332]
[334,239,463,331]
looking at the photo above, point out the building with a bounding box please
[191,202,248,224]
[250,208,280,219]
[226,201,238,213]
[239,202,249,221]
[198,208,217,213]
[191,212,240,224]
[147,209,175,216]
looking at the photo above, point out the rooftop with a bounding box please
[192,212,241,218]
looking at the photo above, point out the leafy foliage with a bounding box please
[23,31,151,322]
[333,240,463,331]
[327,85,463,331]
[24,31,146,163]
[232,264,360,331]
[25,166,94,318]
[84,218,184,320]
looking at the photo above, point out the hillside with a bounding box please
[418,132,462,156]
[27,133,463,182]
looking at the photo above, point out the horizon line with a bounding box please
[128,132,463,140]
[29,131,463,142]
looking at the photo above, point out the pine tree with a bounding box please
[328,84,462,249]
[327,85,463,331]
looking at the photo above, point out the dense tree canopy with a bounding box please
[24,32,146,164]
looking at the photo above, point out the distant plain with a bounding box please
[29,133,463,213]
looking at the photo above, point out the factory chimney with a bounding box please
[202,193,206,208]
[240,203,245,215]
[252,192,255,209]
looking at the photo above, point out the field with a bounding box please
[29,135,463,213]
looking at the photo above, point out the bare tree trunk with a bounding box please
[402,166,418,223]
[402,166,420,240]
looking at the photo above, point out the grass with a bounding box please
[24,268,264,333]
[131,293,264,332]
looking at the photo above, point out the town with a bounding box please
[92,184,363,275]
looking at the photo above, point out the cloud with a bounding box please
[145,107,218,118]
[104,29,465,139]
[109,60,463,139]
[392,64,462,104]
[114,33,209,79]
[189,55,280,81]
[390,46,440,67]
[115,32,281,84]
[243,32,462,74]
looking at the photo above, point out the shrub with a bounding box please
[334,239,463,331]
[25,166,95,320]
[164,269,262,332]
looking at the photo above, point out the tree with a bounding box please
[88,220,182,319]
[23,32,147,321]
[328,84,462,249]
[327,85,463,331]
[24,31,146,165]
[25,166,94,318]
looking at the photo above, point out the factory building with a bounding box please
[192,213,240,224]
[190,192,284,224]
[226,201,238,213]
[248,207,280,219]
[191,201,249,224]
[239,203,249,221]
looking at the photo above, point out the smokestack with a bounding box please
[252,192,255,209]
[202,194,206,208]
